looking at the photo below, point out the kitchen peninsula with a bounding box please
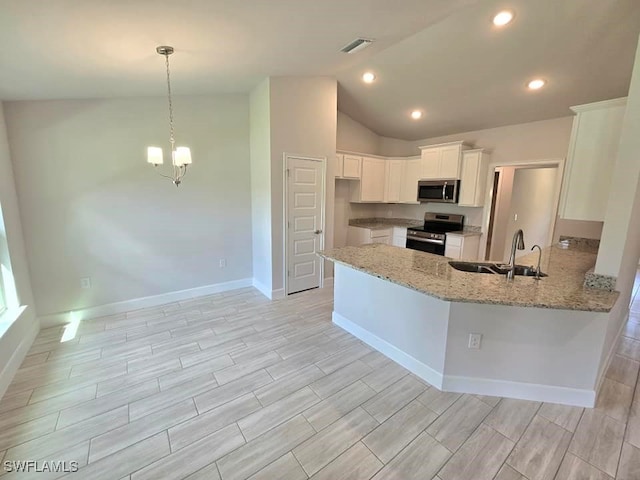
[319,243,619,407]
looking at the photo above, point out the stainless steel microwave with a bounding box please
[417,180,460,203]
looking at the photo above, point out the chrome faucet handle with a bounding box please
[531,245,543,279]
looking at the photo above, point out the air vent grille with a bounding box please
[340,38,374,54]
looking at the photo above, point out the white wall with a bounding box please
[336,111,380,155]
[250,79,273,294]
[0,103,38,399]
[382,116,574,162]
[503,167,559,261]
[5,95,252,317]
[595,34,640,379]
[269,77,337,290]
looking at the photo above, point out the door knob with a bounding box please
[314,229,323,234]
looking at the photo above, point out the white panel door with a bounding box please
[287,157,324,295]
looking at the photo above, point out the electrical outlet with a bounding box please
[80,277,91,289]
[219,259,226,268]
[468,333,482,349]
[514,213,518,221]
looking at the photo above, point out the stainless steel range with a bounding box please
[406,213,464,255]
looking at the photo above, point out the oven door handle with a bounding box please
[407,236,445,245]
[442,183,446,200]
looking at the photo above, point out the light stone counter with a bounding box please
[319,243,619,312]
[446,230,482,237]
[348,218,422,230]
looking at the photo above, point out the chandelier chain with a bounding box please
[164,53,175,149]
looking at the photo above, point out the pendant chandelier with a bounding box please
[147,46,192,186]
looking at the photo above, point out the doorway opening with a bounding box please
[484,162,563,262]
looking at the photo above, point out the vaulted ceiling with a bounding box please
[1,0,639,139]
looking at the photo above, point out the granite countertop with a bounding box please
[318,244,619,312]
[348,218,423,230]
[446,230,482,237]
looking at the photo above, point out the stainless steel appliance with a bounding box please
[406,213,464,255]
[417,180,460,203]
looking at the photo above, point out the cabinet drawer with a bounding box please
[370,228,392,239]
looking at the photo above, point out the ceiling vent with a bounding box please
[340,38,374,54]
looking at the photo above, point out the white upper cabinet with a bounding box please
[420,148,440,179]
[419,141,470,180]
[384,159,404,203]
[335,153,362,179]
[342,154,362,179]
[559,98,626,222]
[400,158,421,203]
[350,156,386,202]
[458,149,490,207]
[335,154,344,178]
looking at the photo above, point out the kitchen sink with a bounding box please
[448,262,495,274]
[449,261,547,278]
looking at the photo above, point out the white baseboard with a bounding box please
[252,278,271,299]
[442,375,595,407]
[252,279,285,300]
[40,278,253,328]
[332,311,444,389]
[0,308,39,400]
[333,310,596,407]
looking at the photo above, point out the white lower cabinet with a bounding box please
[347,226,392,246]
[392,227,407,248]
[445,233,481,260]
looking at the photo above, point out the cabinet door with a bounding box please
[460,236,480,260]
[401,158,421,203]
[445,244,462,259]
[335,154,344,178]
[560,103,625,221]
[343,155,362,179]
[385,159,404,203]
[360,157,386,202]
[458,151,480,206]
[439,145,462,179]
[392,236,406,247]
[421,148,440,179]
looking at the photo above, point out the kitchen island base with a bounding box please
[333,263,612,407]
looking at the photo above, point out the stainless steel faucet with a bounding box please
[531,244,542,280]
[506,229,525,280]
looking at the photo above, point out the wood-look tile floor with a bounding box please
[2,279,640,480]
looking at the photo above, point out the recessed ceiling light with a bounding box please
[493,10,514,26]
[411,110,423,120]
[362,72,376,83]
[527,78,546,90]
